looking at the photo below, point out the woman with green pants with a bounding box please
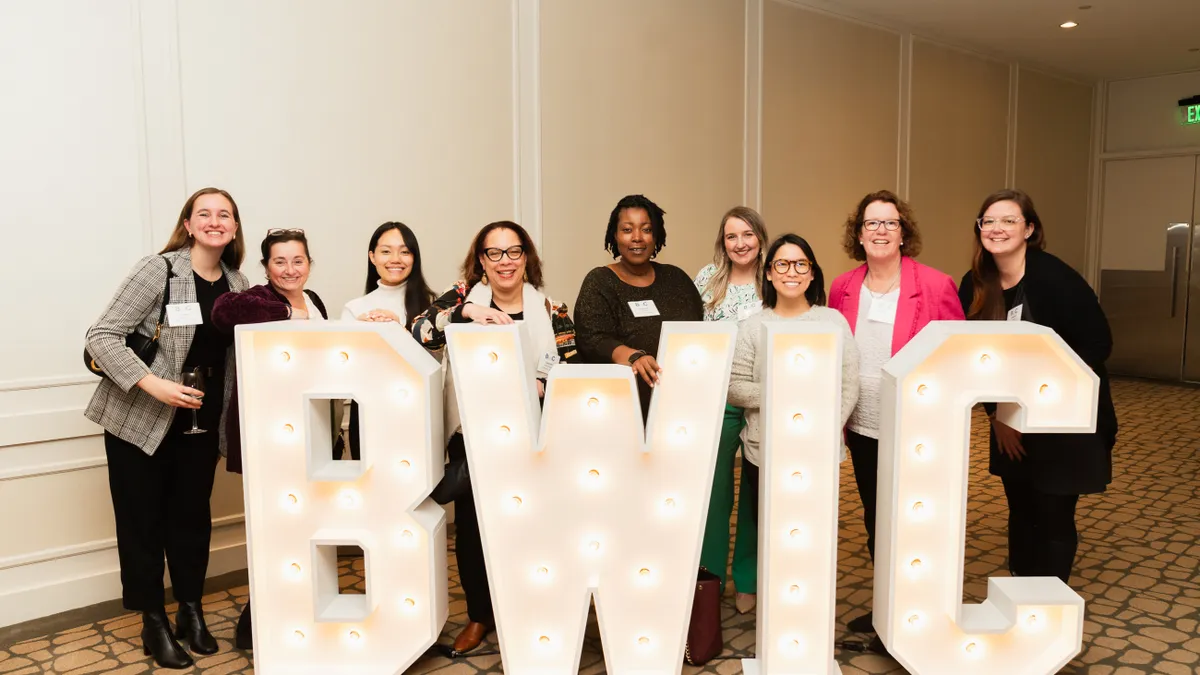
[693,206,768,614]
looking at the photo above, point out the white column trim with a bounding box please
[1007,63,1020,189]
[513,0,542,250]
[744,0,764,211]
[898,33,913,198]
[1085,81,1109,289]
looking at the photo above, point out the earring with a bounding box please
[481,271,489,286]
[522,271,528,283]
[188,231,193,238]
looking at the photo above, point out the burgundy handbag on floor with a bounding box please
[684,567,723,665]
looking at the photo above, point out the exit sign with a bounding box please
[1182,95,1200,125]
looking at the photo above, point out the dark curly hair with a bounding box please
[841,189,922,261]
[604,194,667,259]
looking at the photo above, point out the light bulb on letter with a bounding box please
[338,351,350,363]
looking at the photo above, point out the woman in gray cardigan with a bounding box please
[727,234,859,606]
[85,188,249,669]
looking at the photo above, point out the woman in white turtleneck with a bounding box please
[341,221,435,326]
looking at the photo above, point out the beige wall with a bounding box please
[1105,70,1200,153]
[908,40,1010,280]
[1015,69,1094,272]
[761,0,901,281]
[539,0,745,307]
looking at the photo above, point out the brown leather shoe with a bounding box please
[452,622,490,654]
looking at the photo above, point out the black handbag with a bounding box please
[431,432,471,505]
[84,256,173,379]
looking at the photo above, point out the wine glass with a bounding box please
[179,368,207,435]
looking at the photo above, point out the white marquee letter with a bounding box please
[446,322,736,675]
[876,322,1093,674]
[236,323,447,675]
[743,323,847,675]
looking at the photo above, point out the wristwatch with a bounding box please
[627,350,648,366]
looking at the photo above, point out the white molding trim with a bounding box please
[0,375,97,393]
[898,33,913,198]
[0,408,101,448]
[773,0,901,36]
[1086,81,1108,289]
[1105,66,1200,84]
[744,0,764,211]
[0,456,107,483]
[910,33,1011,66]
[1099,146,1200,160]
[512,0,542,249]
[0,514,245,572]
[1007,63,1020,189]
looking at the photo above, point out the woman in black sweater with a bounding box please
[958,189,1117,584]
[574,195,705,420]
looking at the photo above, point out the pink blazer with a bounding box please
[828,256,965,356]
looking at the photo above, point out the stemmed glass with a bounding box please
[179,368,207,435]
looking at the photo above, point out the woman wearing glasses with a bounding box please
[728,234,859,592]
[211,228,328,650]
[411,221,579,655]
[829,190,964,635]
[85,188,248,669]
[574,194,705,421]
[958,189,1115,584]
[692,206,767,614]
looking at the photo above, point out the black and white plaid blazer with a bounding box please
[85,246,249,455]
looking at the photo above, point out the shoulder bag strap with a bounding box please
[153,255,174,338]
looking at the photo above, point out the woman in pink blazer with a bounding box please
[829,190,964,636]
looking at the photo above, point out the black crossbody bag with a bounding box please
[84,256,174,379]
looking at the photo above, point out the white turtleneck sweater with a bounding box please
[341,281,408,324]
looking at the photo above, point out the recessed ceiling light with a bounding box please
[1190,47,1200,53]
[1060,21,1079,28]
[1078,4,1092,9]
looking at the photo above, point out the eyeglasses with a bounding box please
[771,259,812,275]
[976,216,1025,231]
[863,219,901,232]
[267,228,305,236]
[484,245,525,262]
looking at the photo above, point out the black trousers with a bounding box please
[846,429,879,561]
[448,432,494,626]
[105,408,221,611]
[1001,473,1079,582]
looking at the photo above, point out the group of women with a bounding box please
[86,186,1116,667]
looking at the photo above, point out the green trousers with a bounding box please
[698,404,757,592]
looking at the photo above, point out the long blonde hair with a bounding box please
[703,206,767,311]
[159,187,246,268]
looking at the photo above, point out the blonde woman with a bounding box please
[693,206,767,614]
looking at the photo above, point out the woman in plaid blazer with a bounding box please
[85,187,249,670]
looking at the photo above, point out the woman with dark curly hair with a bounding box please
[573,194,704,421]
[828,189,964,635]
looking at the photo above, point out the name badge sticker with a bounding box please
[867,296,897,325]
[628,300,660,318]
[1007,304,1024,322]
[537,352,561,376]
[166,302,203,327]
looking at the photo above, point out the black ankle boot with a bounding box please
[174,600,219,654]
[236,602,253,650]
[142,610,194,669]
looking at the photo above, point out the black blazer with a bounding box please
[958,248,1117,494]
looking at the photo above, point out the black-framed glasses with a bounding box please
[267,228,306,236]
[771,259,812,275]
[484,245,525,262]
[976,216,1025,231]
[863,219,901,231]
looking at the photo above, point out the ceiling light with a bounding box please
[1060,21,1078,28]
[1077,4,1091,9]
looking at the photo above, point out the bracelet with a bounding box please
[627,350,648,366]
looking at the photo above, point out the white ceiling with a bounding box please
[815,0,1200,82]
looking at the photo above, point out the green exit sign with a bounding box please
[1182,96,1200,125]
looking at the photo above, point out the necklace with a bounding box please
[866,271,899,299]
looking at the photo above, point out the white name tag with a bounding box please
[867,296,897,325]
[737,301,763,322]
[165,302,203,327]
[628,300,660,318]
[1007,304,1024,322]
[537,352,560,376]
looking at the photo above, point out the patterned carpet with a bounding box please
[2,379,1198,674]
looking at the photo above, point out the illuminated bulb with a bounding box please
[339,351,350,362]
[587,397,599,408]
[791,639,800,649]
[499,425,511,436]
[914,443,925,457]
[338,489,362,509]
[639,568,651,577]
[588,469,600,479]
[664,498,676,508]
[399,459,411,469]
[537,566,549,576]
[638,636,650,646]
[539,635,550,644]
[401,529,413,539]
[675,426,688,437]
[910,558,922,570]
[793,353,806,366]
[290,562,302,575]
[789,528,801,538]
[488,351,499,364]
[286,493,298,505]
[293,629,305,641]
[788,584,801,596]
[1039,383,1050,395]
[283,423,294,434]
[980,353,991,364]
[1060,20,1077,28]
[791,470,804,482]
[964,641,978,654]
[908,613,921,626]
[589,540,601,551]
[792,412,804,424]
[912,500,925,514]
[280,350,291,362]
[1027,614,1038,626]
[511,495,523,507]
[396,388,410,400]
[348,630,361,641]
[917,383,928,396]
